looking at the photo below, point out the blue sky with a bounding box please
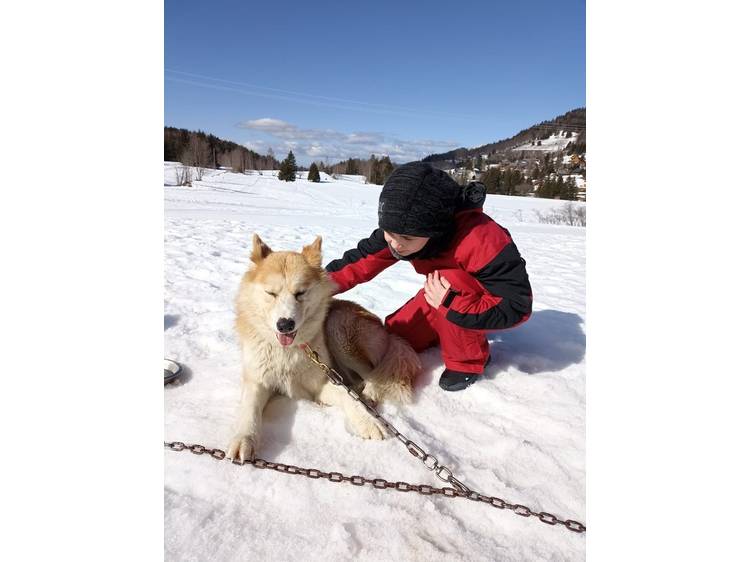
[165,0,585,165]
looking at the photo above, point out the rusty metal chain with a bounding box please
[164,441,586,534]
[300,344,470,494]
[164,344,586,534]
[301,343,584,533]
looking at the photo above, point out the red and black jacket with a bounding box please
[325,208,532,330]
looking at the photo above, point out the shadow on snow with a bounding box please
[414,309,585,393]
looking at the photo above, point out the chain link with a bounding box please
[165,344,585,534]
[305,345,584,532]
[301,344,474,494]
[299,344,585,532]
[165,441,585,533]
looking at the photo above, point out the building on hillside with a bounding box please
[577,183,586,202]
[567,174,587,202]
[570,154,586,167]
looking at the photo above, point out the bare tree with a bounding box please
[563,202,576,225]
[230,147,245,173]
[574,205,586,226]
[182,136,210,169]
[533,202,586,226]
[174,165,192,186]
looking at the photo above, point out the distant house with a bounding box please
[570,154,586,167]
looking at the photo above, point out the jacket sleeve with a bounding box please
[324,229,397,294]
[436,223,532,330]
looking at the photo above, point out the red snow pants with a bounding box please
[384,269,490,374]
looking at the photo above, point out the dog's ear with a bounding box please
[251,233,273,264]
[301,235,322,268]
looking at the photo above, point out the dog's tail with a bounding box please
[364,334,421,405]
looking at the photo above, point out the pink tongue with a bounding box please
[277,332,296,346]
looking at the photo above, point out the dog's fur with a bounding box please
[227,234,421,462]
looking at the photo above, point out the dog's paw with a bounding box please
[351,417,386,440]
[226,434,256,462]
[361,385,381,406]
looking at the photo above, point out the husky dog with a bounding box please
[227,234,421,462]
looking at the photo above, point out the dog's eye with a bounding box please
[294,290,306,300]
[265,291,278,298]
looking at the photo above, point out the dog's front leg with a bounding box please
[317,381,386,440]
[227,381,273,461]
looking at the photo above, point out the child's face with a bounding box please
[383,231,430,256]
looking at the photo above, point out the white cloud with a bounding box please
[241,118,297,134]
[238,118,457,163]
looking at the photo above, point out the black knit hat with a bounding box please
[378,162,461,238]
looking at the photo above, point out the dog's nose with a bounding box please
[276,318,296,333]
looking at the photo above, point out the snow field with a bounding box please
[164,165,586,561]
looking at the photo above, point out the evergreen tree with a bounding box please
[554,175,564,198]
[535,179,548,199]
[543,153,554,175]
[562,177,578,200]
[480,168,502,194]
[512,169,523,195]
[368,156,382,185]
[278,150,297,182]
[380,156,394,184]
[535,175,566,200]
[308,162,321,182]
[345,158,358,175]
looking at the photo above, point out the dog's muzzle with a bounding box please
[276,318,297,346]
[276,330,297,346]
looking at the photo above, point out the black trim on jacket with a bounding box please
[446,297,529,330]
[445,242,532,330]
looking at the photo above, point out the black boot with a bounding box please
[438,355,491,392]
[438,370,478,391]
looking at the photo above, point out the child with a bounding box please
[325,161,532,391]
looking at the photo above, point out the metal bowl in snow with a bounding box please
[164,359,183,384]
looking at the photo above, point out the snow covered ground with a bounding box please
[164,164,586,561]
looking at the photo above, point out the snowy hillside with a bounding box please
[164,165,586,561]
[512,131,580,152]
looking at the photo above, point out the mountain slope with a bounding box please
[424,108,586,164]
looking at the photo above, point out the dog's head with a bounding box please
[236,234,335,347]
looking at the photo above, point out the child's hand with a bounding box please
[424,271,451,308]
